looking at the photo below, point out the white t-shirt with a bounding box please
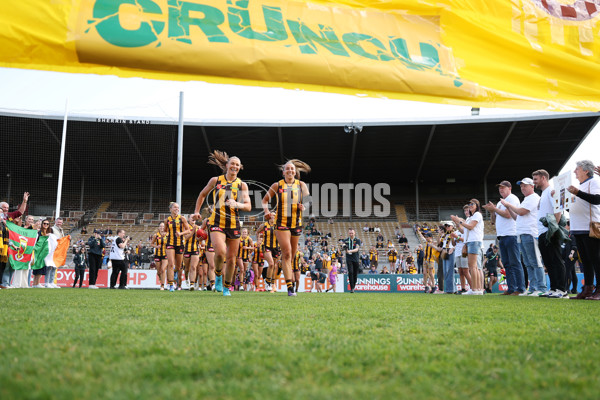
[516,193,540,236]
[465,212,484,242]
[495,193,519,236]
[570,177,600,231]
[110,237,125,260]
[537,186,555,235]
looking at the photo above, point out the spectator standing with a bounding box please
[566,160,600,300]
[440,222,457,294]
[87,230,105,289]
[415,244,424,274]
[109,229,130,289]
[43,217,65,289]
[341,228,362,293]
[72,247,87,288]
[483,180,526,295]
[451,199,484,295]
[533,169,568,298]
[0,192,29,289]
[501,178,547,296]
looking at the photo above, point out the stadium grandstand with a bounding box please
[2,70,599,264]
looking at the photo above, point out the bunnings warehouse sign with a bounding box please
[344,274,507,293]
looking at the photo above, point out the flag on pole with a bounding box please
[31,235,49,270]
[6,221,38,270]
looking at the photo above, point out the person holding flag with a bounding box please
[4,219,39,285]
[43,217,70,288]
[31,219,51,288]
[0,192,30,289]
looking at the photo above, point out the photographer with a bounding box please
[109,229,130,289]
[87,230,105,289]
[341,228,362,293]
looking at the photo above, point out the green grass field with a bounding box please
[1,289,599,400]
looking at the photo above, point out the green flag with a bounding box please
[6,221,38,270]
[31,235,49,270]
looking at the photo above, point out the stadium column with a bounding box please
[55,99,69,219]
[176,91,184,206]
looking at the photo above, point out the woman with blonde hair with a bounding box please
[262,159,311,296]
[193,151,251,296]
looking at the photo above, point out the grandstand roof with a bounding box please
[2,67,599,208]
[2,67,597,127]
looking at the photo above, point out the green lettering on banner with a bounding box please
[93,0,164,47]
[287,20,349,56]
[389,37,439,71]
[228,0,287,41]
[168,0,229,43]
[343,33,394,61]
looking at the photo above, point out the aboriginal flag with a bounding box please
[6,221,38,270]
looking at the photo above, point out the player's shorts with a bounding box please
[252,256,264,265]
[277,226,302,237]
[329,274,337,285]
[184,251,199,258]
[487,267,498,277]
[154,255,165,262]
[166,245,184,254]
[209,226,241,240]
[264,246,281,259]
[238,257,249,263]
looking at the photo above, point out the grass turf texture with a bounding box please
[1,290,599,400]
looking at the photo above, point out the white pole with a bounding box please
[177,91,184,206]
[55,99,68,219]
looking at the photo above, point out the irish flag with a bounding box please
[6,221,38,270]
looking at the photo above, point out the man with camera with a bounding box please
[341,228,362,293]
[109,229,130,289]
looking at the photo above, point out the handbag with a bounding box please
[441,249,449,260]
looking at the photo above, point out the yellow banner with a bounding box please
[1,0,599,110]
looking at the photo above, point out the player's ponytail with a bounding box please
[280,159,311,179]
[208,150,243,173]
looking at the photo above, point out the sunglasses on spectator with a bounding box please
[42,223,49,225]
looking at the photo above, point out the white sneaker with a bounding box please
[475,290,485,295]
[34,284,44,288]
[528,290,542,296]
[89,285,99,289]
[463,289,475,295]
[538,290,553,297]
[53,283,61,289]
[549,290,568,299]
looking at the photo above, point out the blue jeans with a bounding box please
[519,234,547,292]
[46,266,57,286]
[498,235,525,293]
[443,252,456,293]
[1,265,14,286]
